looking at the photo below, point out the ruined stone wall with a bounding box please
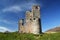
[32,5,40,18]
[18,19,25,33]
[31,18,40,34]
[18,5,42,34]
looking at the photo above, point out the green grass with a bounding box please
[0,32,60,40]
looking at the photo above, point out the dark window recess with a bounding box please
[22,19,24,25]
[36,6,38,9]
[22,23,24,25]
[30,19,32,20]
[33,18,36,20]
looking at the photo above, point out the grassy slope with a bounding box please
[0,32,60,40]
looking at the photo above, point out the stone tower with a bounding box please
[18,5,42,34]
[18,19,25,33]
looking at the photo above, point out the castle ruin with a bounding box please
[18,5,42,34]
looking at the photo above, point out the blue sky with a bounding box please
[0,0,60,32]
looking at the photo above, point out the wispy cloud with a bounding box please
[0,19,17,24]
[0,1,39,13]
[0,26,12,32]
[2,6,22,13]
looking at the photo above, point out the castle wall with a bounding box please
[18,19,25,33]
[18,5,42,34]
[31,18,40,34]
[24,18,41,34]
[26,11,33,20]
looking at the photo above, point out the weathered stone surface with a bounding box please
[18,5,42,34]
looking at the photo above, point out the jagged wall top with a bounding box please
[26,5,40,20]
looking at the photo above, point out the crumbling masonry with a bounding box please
[18,5,42,34]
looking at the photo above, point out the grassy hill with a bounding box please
[0,32,60,40]
[46,27,60,32]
